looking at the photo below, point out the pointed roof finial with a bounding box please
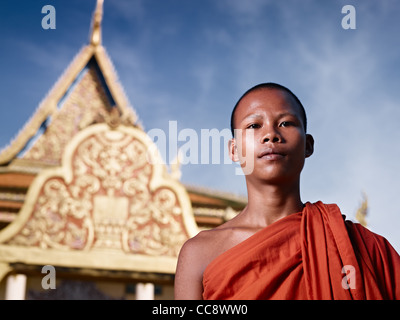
[90,0,104,46]
[355,191,368,227]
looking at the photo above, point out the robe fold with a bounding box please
[202,201,400,300]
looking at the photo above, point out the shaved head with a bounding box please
[230,83,307,136]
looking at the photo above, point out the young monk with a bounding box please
[174,82,400,300]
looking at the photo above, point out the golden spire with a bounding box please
[355,191,368,227]
[89,0,104,46]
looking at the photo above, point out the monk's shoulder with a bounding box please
[176,229,219,280]
[177,222,243,270]
[193,219,245,249]
[346,219,399,257]
[180,226,231,259]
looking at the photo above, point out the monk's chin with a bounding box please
[247,174,300,187]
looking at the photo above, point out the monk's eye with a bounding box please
[247,123,261,129]
[279,121,294,127]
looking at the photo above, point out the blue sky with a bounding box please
[0,0,400,252]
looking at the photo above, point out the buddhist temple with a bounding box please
[0,0,246,299]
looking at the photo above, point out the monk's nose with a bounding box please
[262,128,281,143]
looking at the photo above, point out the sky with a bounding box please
[0,0,399,252]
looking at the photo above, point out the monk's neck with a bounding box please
[244,182,304,227]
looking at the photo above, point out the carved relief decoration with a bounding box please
[2,124,197,259]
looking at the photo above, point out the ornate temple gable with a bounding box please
[21,59,127,165]
[0,123,198,276]
[0,1,140,168]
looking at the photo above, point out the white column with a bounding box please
[136,282,154,300]
[5,274,27,300]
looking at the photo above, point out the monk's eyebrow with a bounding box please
[241,114,263,122]
[277,112,299,120]
[241,112,298,123]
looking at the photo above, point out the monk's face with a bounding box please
[229,88,314,184]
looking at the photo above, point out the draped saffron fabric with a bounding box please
[202,201,400,300]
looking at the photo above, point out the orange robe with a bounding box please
[202,201,400,300]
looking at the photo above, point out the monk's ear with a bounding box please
[305,134,314,158]
[228,138,239,162]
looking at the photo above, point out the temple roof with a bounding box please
[0,0,140,168]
